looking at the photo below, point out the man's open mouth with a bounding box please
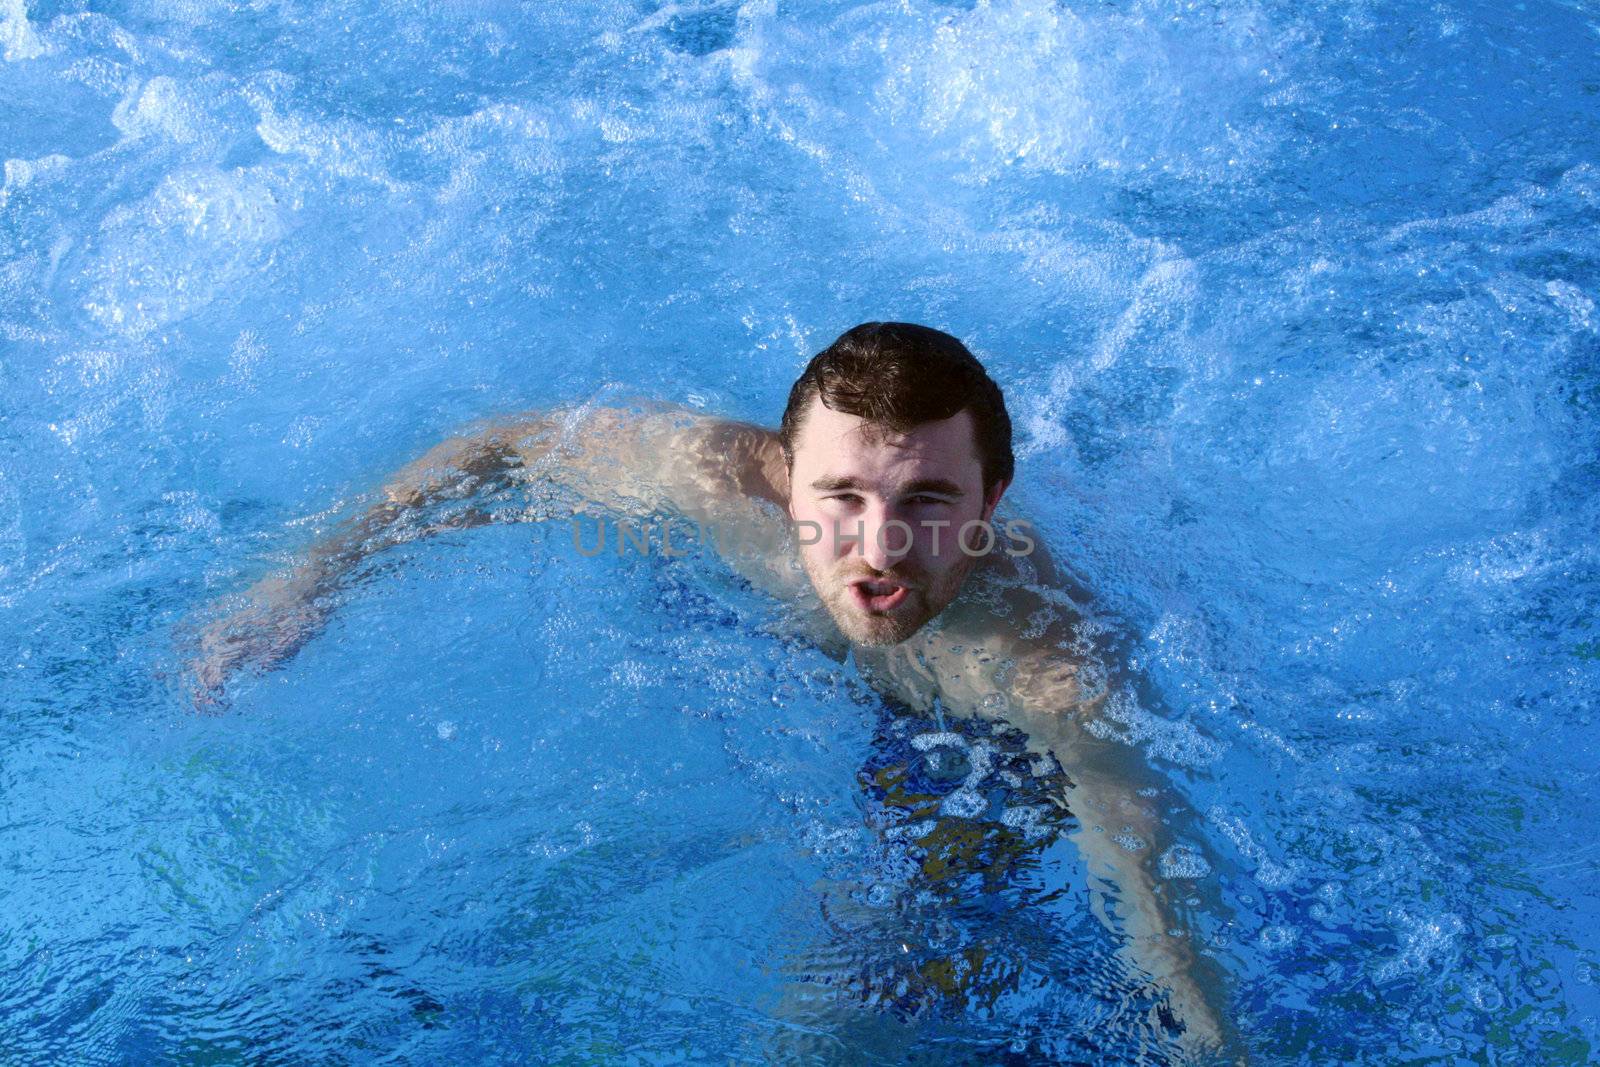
[849,579,910,613]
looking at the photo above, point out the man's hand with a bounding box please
[187,574,328,710]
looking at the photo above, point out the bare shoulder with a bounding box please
[584,403,784,505]
[674,414,787,507]
[486,401,785,517]
[990,549,1107,718]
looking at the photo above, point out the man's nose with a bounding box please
[857,504,914,571]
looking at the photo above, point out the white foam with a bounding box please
[1544,279,1596,331]
[1447,528,1556,588]
[1085,686,1224,768]
[911,731,997,819]
[1207,805,1297,888]
[156,490,220,537]
[1112,831,1147,853]
[1087,255,1201,374]
[735,0,1282,187]
[940,788,987,819]
[419,103,558,179]
[1374,909,1464,982]
[225,329,266,389]
[243,73,402,191]
[1,153,69,207]
[2,0,49,62]
[800,821,858,857]
[1465,975,1504,1012]
[1258,924,1299,951]
[910,730,963,752]
[112,76,210,145]
[884,819,935,841]
[1000,803,1048,841]
[1012,238,1207,461]
[80,166,290,337]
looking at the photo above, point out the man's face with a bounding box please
[786,398,1006,646]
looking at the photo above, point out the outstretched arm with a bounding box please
[187,416,547,706]
[187,403,791,707]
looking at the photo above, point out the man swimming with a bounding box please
[191,322,1234,1059]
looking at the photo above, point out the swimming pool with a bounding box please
[3,0,1598,1060]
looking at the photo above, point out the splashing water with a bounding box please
[3,0,1598,1060]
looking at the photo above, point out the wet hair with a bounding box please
[780,322,1014,494]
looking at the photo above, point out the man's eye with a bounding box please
[908,495,950,506]
[826,493,863,506]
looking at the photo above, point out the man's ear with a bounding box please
[981,479,1009,522]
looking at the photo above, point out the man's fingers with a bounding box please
[185,652,230,714]
[184,598,326,714]
[191,681,229,714]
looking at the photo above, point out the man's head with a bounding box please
[781,322,1014,646]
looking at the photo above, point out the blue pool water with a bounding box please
[4,0,1599,1061]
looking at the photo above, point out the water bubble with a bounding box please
[941,789,986,819]
[1112,831,1147,852]
[1467,977,1504,1012]
[1376,911,1464,981]
[1410,1020,1442,1047]
[1256,859,1295,889]
[1259,925,1299,951]
[1158,844,1211,879]
[910,731,964,751]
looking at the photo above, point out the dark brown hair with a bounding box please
[779,322,1014,493]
